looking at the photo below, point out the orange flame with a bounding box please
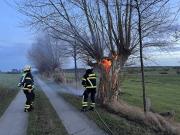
[101,58,112,73]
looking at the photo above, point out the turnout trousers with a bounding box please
[23,90,31,111]
[23,89,35,112]
[82,88,96,109]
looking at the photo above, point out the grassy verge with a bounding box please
[0,87,19,116]
[61,93,160,135]
[0,73,19,117]
[27,89,68,135]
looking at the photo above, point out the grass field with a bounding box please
[121,74,180,122]
[27,88,68,135]
[65,69,180,122]
[0,73,20,89]
[0,73,19,116]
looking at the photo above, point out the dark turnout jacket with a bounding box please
[18,72,34,91]
[82,70,97,89]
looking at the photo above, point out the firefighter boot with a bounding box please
[24,108,28,112]
[27,108,32,112]
[89,103,95,111]
[88,106,94,111]
[24,108,32,112]
[24,104,31,112]
[30,105,34,110]
[30,102,34,110]
[81,106,88,112]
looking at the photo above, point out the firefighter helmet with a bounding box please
[24,65,31,72]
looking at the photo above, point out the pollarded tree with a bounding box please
[17,0,177,104]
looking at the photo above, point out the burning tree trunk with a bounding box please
[98,69,109,104]
[97,55,128,104]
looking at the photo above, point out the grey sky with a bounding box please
[0,0,33,71]
[0,0,180,71]
[0,43,31,71]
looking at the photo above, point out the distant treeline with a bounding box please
[0,69,21,74]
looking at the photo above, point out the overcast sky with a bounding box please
[0,0,180,71]
[0,0,33,71]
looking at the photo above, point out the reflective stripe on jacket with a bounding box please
[82,73,97,89]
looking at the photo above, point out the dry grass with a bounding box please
[106,99,180,135]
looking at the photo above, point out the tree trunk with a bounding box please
[97,57,127,104]
[136,0,147,112]
[98,69,110,104]
[73,45,78,89]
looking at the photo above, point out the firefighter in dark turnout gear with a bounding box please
[81,68,97,111]
[18,65,35,112]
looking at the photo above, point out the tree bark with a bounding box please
[73,45,78,89]
[97,56,127,104]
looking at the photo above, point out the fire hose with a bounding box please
[94,109,115,135]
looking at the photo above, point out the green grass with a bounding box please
[121,74,180,121]
[0,73,20,89]
[65,70,180,121]
[0,73,19,116]
[61,93,160,135]
[65,70,180,122]
[27,89,68,135]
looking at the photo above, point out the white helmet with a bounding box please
[24,65,31,72]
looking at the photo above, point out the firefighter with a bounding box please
[81,68,97,111]
[18,65,35,112]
